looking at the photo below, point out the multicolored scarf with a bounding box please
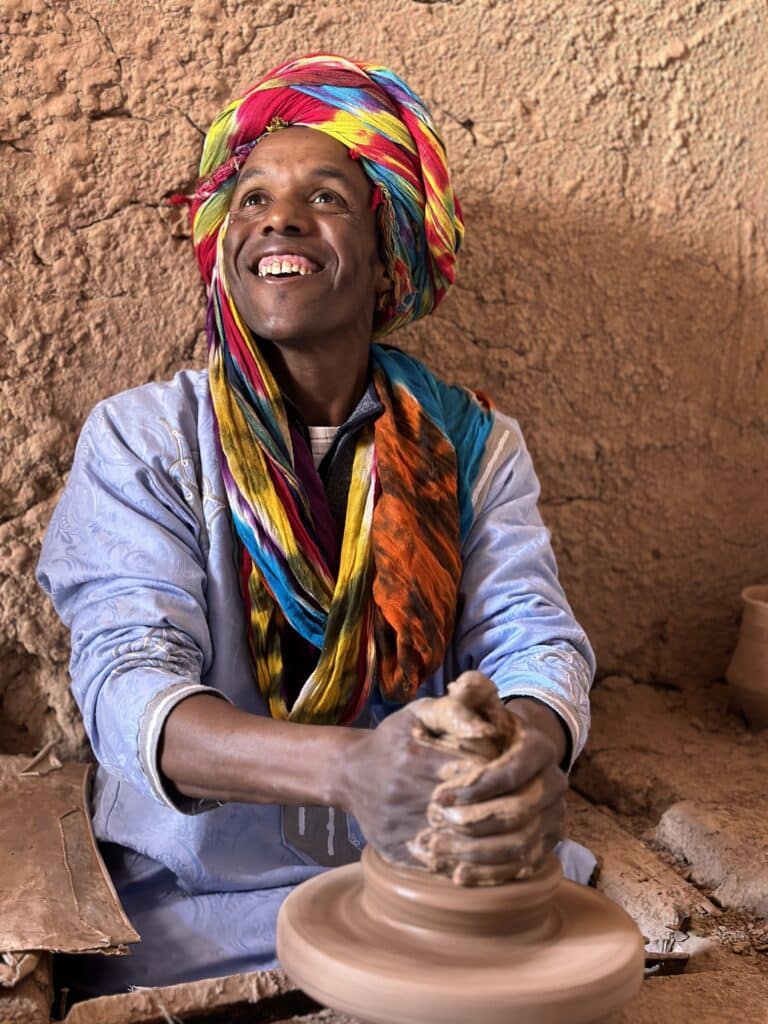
[191,55,493,724]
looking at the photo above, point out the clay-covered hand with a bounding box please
[406,672,568,885]
[340,705,463,867]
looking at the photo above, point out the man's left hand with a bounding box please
[407,685,569,885]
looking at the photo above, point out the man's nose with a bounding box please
[261,195,308,234]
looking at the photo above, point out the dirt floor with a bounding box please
[573,677,768,930]
[570,676,768,1021]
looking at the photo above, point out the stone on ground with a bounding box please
[657,801,768,920]
[567,791,719,947]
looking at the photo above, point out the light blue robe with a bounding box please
[38,369,595,995]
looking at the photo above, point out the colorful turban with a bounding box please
[190,53,464,336]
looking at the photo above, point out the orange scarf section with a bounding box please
[371,367,462,703]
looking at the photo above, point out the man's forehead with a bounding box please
[236,126,371,191]
[241,126,348,167]
[238,164,353,184]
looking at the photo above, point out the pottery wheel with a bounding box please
[278,846,644,1024]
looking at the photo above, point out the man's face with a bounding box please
[223,126,389,349]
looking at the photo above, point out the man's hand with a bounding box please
[340,707,461,866]
[405,674,569,885]
[414,714,567,884]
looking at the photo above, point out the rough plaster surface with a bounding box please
[1,0,767,753]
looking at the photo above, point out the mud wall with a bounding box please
[1,0,766,753]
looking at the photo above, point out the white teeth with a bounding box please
[257,255,317,277]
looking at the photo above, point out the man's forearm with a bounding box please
[159,691,570,820]
[504,697,569,766]
[159,694,357,808]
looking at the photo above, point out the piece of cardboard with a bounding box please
[0,757,139,957]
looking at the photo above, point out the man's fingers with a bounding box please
[451,860,532,885]
[411,800,564,867]
[408,822,562,884]
[434,728,559,806]
[450,828,561,885]
[428,765,567,836]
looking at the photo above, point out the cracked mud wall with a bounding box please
[1,0,766,754]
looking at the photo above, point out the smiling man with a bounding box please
[37,55,595,998]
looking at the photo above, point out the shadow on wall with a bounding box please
[410,197,768,687]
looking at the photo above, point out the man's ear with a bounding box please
[371,194,392,297]
[374,264,391,297]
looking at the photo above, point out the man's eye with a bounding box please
[312,191,340,205]
[241,191,267,207]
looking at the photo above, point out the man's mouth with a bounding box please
[256,253,323,278]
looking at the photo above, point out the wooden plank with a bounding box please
[566,791,719,945]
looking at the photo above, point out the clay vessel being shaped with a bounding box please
[726,584,768,729]
[277,846,644,1024]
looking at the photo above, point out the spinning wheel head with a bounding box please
[277,846,644,1024]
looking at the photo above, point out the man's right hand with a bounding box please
[340,706,460,865]
[160,694,458,849]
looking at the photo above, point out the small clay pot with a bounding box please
[726,585,768,730]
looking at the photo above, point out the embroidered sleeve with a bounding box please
[454,413,595,769]
[37,396,230,813]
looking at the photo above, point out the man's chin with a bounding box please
[242,320,331,352]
